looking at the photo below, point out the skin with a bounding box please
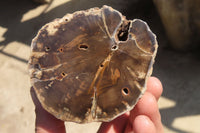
[31,77,164,133]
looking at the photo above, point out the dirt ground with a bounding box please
[0,0,200,133]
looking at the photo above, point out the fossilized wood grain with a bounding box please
[28,5,158,123]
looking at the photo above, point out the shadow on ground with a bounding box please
[0,0,200,132]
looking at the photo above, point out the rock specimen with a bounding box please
[28,5,158,123]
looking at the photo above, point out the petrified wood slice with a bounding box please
[28,5,158,123]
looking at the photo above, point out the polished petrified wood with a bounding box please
[28,5,158,123]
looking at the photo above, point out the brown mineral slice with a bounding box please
[28,5,158,123]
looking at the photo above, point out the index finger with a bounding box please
[146,77,163,101]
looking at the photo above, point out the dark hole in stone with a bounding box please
[34,64,40,69]
[117,21,130,41]
[112,45,118,50]
[122,87,129,95]
[100,64,104,67]
[79,44,88,50]
[61,72,66,76]
[65,18,68,21]
[59,48,63,52]
[45,47,50,51]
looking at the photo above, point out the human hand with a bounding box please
[31,77,163,133]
